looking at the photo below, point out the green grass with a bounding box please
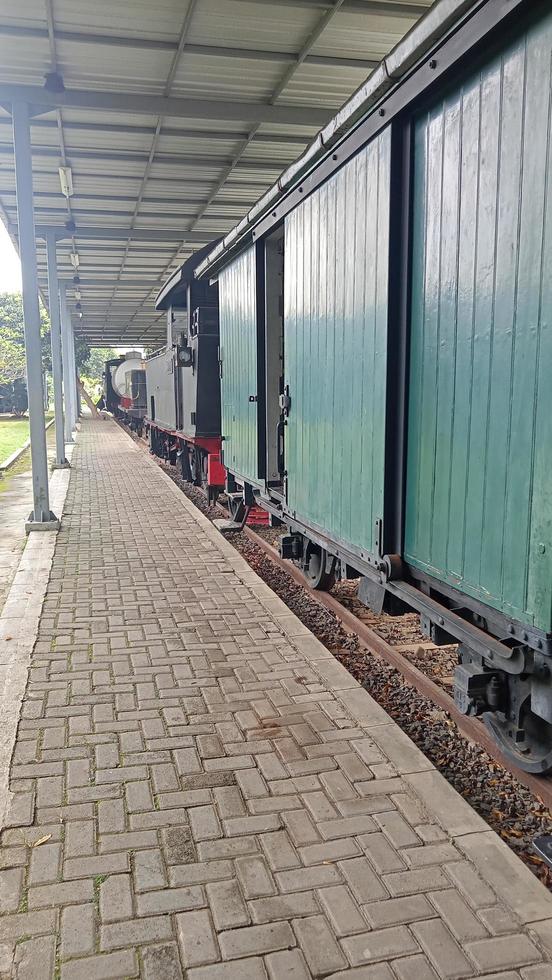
[0,413,54,466]
[0,417,30,465]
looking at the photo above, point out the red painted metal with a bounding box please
[207,452,226,489]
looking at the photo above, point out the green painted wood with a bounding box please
[284,129,391,555]
[219,246,258,481]
[405,10,552,631]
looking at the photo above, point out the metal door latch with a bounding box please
[279,385,291,416]
[248,394,258,402]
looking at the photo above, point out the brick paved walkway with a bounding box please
[2,419,552,980]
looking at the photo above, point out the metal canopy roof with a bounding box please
[0,0,432,346]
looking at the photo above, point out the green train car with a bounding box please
[197,0,552,773]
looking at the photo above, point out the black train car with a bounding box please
[146,244,224,502]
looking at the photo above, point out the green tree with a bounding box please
[80,347,117,386]
[0,292,51,384]
[79,346,117,401]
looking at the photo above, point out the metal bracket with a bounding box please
[25,510,60,533]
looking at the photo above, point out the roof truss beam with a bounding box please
[36,225,217,242]
[0,84,332,126]
[0,145,291,170]
[0,26,378,69]
[0,117,313,145]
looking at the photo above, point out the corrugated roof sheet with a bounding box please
[0,0,432,343]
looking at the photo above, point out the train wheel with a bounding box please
[303,544,335,591]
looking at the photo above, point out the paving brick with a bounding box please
[198,837,259,861]
[189,805,222,842]
[60,950,139,979]
[61,903,95,958]
[360,833,406,874]
[265,949,311,980]
[0,867,24,913]
[391,954,440,980]
[403,843,460,868]
[13,935,56,980]
[186,958,267,980]
[338,858,388,904]
[411,919,475,978]
[133,849,167,891]
[318,815,377,840]
[64,820,96,857]
[100,874,133,923]
[64,853,128,879]
[303,791,339,822]
[384,868,451,897]
[428,889,488,941]
[260,830,300,871]
[342,925,421,965]
[100,830,158,853]
[136,885,204,915]
[317,884,368,936]
[207,879,250,929]
[235,856,276,899]
[363,894,435,929]
[101,915,173,950]
[161,826,197,865]
[249,891,318,924]
[326,967,395,980]
[283,809,321,846]
[300,838,361,865]
[125,780,154,812]
[218,921,295,959]
[142,943,184,980]
[28,878,94,909]
[276,865,341,892]
[374,811,421,849]
[0,909,57,942]
[292,914,347,976]
[223,814,281,836]
[28,841,61,885]
[477,904,520,935]
[444,861,497,909]
[212,786,246,818]
[176,909,219,967]
[169,860,233,887]
[466,934,541,971]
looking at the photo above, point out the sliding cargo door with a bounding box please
[219,246,258,482]
[284,129,391,555]
[404,9,552,631]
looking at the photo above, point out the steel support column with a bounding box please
[45,232,69,467]
[11,101,58,530]
[59,281,75,438]
[68,324,80,421]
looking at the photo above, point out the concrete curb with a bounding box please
[0,417,56,476]
[0,438,74,831]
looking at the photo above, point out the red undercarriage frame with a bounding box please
[145,419,226,496]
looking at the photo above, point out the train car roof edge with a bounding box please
[156,239,222,310]
[194,0,487,281]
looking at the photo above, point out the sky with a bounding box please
[0,221,22,292]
